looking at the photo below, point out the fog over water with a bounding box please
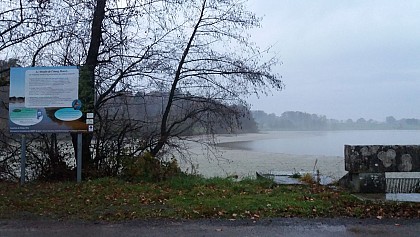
[219,130,420,157]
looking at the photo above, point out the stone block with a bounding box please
[345,145,420,173]
[358,172,386,193]
[339,172,386,193]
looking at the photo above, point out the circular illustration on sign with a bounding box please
[54,108,83,121]
[10,108,43,126]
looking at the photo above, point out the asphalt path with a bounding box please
[1,218,420,237]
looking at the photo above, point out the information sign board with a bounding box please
[9,66,91,133]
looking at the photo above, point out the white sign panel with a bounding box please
[24,68,79,108]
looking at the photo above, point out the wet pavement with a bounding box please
[1,218,420,237]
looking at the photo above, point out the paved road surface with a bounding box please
[1,218,419,237]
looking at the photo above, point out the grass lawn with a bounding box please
[1,175,420,221]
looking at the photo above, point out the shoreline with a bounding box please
[180,132,347,180]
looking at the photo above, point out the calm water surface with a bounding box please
[230,130,420,157]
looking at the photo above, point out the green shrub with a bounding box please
[120,153,181,182]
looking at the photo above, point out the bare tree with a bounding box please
[0,0,282,179]
[1,0,169,171]
[148,0,282,156]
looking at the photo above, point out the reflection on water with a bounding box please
[259,171,335,185]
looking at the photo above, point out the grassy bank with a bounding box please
[1,176,420,221]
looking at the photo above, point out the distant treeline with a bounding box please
[252,110,420,131]
[101,91,259,135]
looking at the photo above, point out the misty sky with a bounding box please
[245,0,420,121]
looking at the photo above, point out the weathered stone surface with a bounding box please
[345,145,420,173]
[358,173,386,193]
[338,172,386,193]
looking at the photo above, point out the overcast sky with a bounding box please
[245,0,420,121]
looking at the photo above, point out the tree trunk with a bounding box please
[71,0,106,174]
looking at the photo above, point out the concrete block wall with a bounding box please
[345,145,420,173]
[341,145,420,193]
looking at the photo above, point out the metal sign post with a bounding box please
[77,133,82,183]
[20,135,26,185]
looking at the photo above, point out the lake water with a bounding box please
[219,130,420,202]
[223,130,420,157]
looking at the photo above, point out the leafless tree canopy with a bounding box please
[0,0,282,180]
